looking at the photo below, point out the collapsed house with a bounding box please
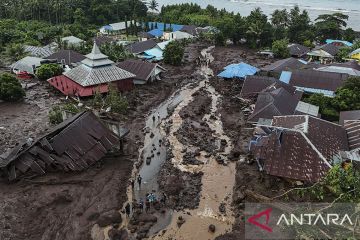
[261,58,312,73]
[250,115,349,182]
[0,112,128,181]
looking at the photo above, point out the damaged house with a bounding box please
[250,115,349,182]
[0,112,127,181]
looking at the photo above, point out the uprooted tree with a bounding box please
[0,73,25,102]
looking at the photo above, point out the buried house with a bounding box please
[250,115,349,182]
[0,111,128,181]
[48,42,135,97]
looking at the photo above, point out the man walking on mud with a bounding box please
[137,175,142,188]
[125,202,131,218]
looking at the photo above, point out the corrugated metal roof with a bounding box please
[61,36,84,44]
[295,101,319,116]
[261,58,308,72]
[24,45,55,58]
[64,64,135,87]
[126,39,158,54]
[11,56,44,74]
[287,43,310,57]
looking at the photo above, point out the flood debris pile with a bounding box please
[158,156,203,210]
[0,111,126,180]
[175,89,217,157]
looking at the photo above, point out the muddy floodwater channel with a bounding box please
[97,46,238,240]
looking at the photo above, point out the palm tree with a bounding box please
[148,0,158,12]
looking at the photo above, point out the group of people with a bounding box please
[125,175,167,218]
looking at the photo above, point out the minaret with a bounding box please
[81,41,114,68]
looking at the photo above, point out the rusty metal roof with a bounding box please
[251,115,349,182]
[0,111,124,180]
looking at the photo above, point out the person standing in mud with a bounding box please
[137,175,142,188]
[130,179,135,189]
[161,193,167,206]
[152,115,156,123]
[125,202,131,218]
[145,198,150,213]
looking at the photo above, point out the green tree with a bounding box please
[0,73,25,102]
[271,9,289,40]
[48,106,63,125]
[36,64,63,80]
[100,42,132,62]
[148,0,159,12]
[272,39,290,58]
[343,28,356,42]
[315,13,349,41]
[332,77,360,111]
[6,43,27,61]
[288,6,314,43]
[163,41,184,65]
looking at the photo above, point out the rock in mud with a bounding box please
[97,210,122,227]
[177,216,186,228]
[108,228,128,240]
[219,203,226,214]
[209,224,216,233]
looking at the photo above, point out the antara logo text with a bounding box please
[277,213,353,226]
[248,208,354,232]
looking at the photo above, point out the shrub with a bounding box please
[271,39,290,58]
[163,41,185,66]
[0,73,25,101]
[36,64,63,81]
[48,106,63,124]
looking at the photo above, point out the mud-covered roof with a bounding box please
[0,112,125,181]
[116,59,165,81]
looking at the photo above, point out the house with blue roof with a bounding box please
[218,62,259,79]
[326,39,353,47]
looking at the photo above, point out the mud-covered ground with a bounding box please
[209,46,292,240]
[0,43,204,240]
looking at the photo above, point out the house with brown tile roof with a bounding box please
[250,115,349,182]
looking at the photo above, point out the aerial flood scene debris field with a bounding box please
[0,0,360,239]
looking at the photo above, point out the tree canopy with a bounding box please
[163,41,184,66]
[36,64,63,81]
[0,73,25,102]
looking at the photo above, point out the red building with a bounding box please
[48,42,135,97]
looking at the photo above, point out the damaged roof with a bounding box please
[247,88,299,122]
[251,115,349,182]
[0,112,125,181]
